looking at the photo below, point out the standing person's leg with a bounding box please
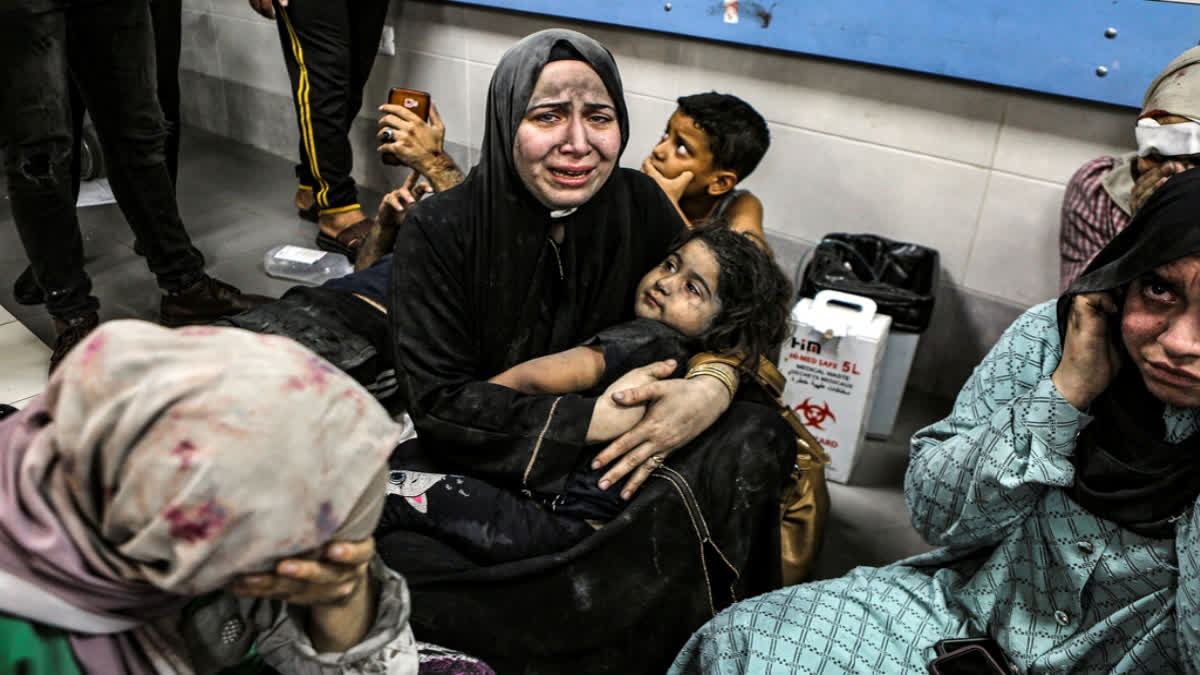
[9,76,87,308]
[0,6,101,360]
[345,0,390,138]
[65,0,271,327]
[149,0,182,185]
[273,0,373,260]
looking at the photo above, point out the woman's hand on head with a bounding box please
[230,537,373,606]
[641,156,693,204]
[1053,292,1123,410]
[377,102,446,172]
[591,368,733,500]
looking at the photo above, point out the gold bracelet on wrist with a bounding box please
[685,363,739,400]
[687,351,747,372]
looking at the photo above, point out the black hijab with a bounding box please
[396,29,681,377]
[1059,167,1200,538]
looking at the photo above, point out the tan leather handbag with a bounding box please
[689,354,831,585]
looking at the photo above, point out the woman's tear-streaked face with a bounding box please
[513,60,621,210]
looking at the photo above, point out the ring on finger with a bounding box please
[381,128,395,142]
[648,453,665,469]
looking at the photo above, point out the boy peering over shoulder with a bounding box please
[641,92,770,239]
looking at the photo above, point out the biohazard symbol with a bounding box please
[796,398,836,430]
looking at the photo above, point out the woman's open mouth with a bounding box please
[549,167,594,187]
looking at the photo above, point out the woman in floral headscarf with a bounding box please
[0,320,416,674]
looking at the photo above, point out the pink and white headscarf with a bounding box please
[0,320,406,673]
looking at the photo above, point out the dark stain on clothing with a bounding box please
[315,500,338,539]
[171,440,197,470]
[165,500,228,542]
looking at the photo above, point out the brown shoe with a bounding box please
[49,312,100,374]
[160,276,274,327]
[315,218,374,264]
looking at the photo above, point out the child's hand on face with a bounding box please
[641,156,694,203]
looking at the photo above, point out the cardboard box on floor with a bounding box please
[778,291,890,483]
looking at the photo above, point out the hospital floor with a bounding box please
[0,126,948,578]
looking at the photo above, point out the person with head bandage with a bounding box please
[1059,45,1200,292]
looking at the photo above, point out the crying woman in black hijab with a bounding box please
[383,30,803,673]
[388,29,750,501]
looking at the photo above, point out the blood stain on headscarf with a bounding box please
[315,500,338,539]
[79,333,106,366]
[164,499,228,542]
[171,440,198,471]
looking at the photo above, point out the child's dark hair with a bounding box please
[675,224,793,368]
[676,92,770,182]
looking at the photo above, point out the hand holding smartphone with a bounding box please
[382,88,431,166]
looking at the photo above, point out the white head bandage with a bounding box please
[1136,116,1200,158]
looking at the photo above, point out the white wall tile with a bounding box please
[963,172,1064,305]
[745,125,989,279]
[466,61,495,153]
[387,0,467,61]
[0,323,50,405]
[672,40,1006,167]
[212,14,292,97]
[181,0,212,17]
[207,0,254,20]
[180,9,222,79]
[620,94,678,171]
[992,91,1134,184]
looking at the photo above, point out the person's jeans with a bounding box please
[0,0,204,320]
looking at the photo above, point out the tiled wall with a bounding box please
[179,0,1137,400]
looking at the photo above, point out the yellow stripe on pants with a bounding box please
[280,9,331,209]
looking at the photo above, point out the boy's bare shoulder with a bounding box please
[725,191,764,237]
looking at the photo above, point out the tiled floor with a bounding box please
[0,127,951,577]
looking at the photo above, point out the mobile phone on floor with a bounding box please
[927,645,1008,675]
[382,88,431,166]
[933,638,1018,674]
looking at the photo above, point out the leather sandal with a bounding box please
[315,218,374,263]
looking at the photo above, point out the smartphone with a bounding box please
[933,638,1015,671]
[382,87,431,166]
[927,645,1008,675]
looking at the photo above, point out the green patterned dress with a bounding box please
[669,301,1200,674]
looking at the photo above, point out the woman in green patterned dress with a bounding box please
[670,168,1200,674]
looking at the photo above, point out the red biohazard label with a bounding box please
[795,398,837,430]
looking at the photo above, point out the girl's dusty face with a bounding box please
[512,60,621,210]
[1122,253,1200,408]
[634,239,722,337]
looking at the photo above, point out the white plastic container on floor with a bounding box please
[263,245,353,285]
[778,290,891,484]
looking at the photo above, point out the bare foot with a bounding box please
[319,208,367,237]
[295,188,316,212]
